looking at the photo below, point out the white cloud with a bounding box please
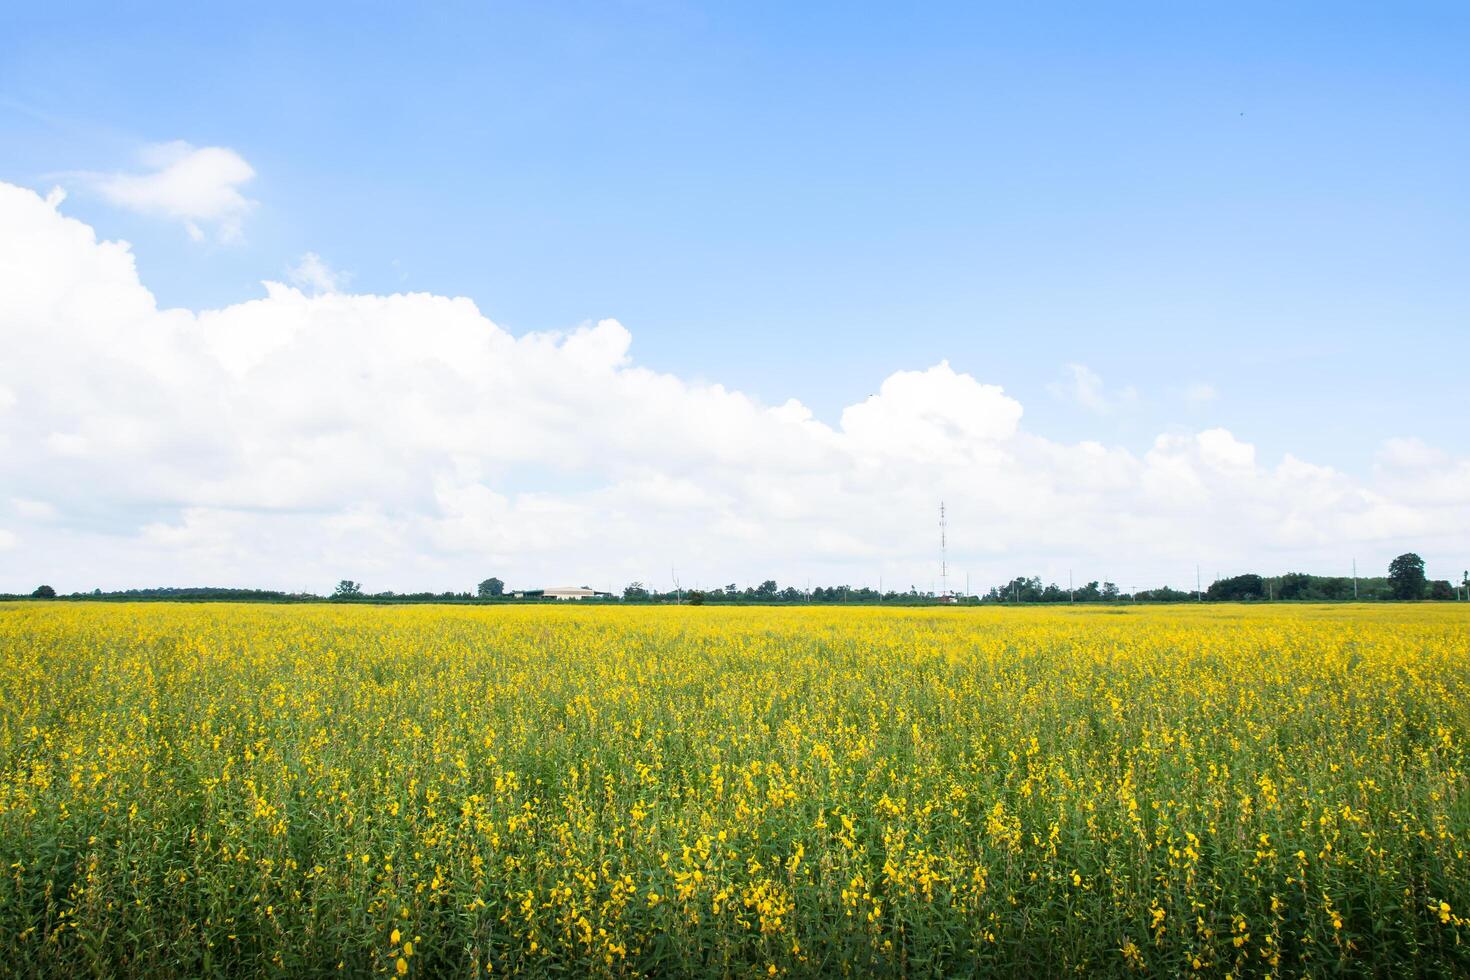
[287,252,348,294]
[1378,437,1447,469]
[0,179,1467,593]
[11,499,57,520]
[841,361,1021,462]
[45,432,90,457]
[83,142,256,242]
[1048,363,1139,415]
[1375,438,1470,507]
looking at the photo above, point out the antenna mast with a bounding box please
[939,501,949,597]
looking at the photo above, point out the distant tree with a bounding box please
[1387,553,1426,600]
[333,580,363,599]
[1277,572,1315,601]
[1136,585,1190,602]
[756,580,778,600]
[687,590,706,605]
[994,576,1043,602]
[1428,580,1454,601]
[478,577,505,598]
[1206,574,1264,602]
[32,585,56,598]
[623,582,650,601]
[1101,581,1120,600]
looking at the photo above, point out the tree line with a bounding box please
[980,554,1464,603]
[622,581,945,604]
[11,554,1466,605]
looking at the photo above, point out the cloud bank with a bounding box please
[1,180,1465,594]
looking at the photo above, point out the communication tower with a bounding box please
[940,501,949,598]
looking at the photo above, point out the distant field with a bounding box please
[0,603,1466,976]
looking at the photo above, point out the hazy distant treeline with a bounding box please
[9,554,1465,605]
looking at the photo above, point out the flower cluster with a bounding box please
[0,602,1466,975]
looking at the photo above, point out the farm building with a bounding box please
[511,586,613,600]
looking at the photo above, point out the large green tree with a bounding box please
[477,577,504,598]
[1387,553,1426,600]
[1206,574,1264,602]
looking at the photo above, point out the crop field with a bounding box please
[0,603,1466,977]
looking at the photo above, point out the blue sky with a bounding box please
[1,2,1467,592]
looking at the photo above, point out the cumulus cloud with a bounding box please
[1374,438,1470,507]
[1048,363,1139,415]
[287,252,348,294]
[82,142,256,242]
[0,179,1466,593]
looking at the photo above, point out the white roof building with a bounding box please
[538,586,611,600]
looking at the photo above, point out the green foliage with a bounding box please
[1133,585,1193,602]
[30,585,55,598]
[1,604,1467,975]
[478,577,505,598]
[1388,553,1427,600]
[1206,574,1264,602]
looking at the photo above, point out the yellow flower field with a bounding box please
[0,602,1466,976]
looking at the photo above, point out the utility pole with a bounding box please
[1196,564,1202,602]
[1069,569,1074,603]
